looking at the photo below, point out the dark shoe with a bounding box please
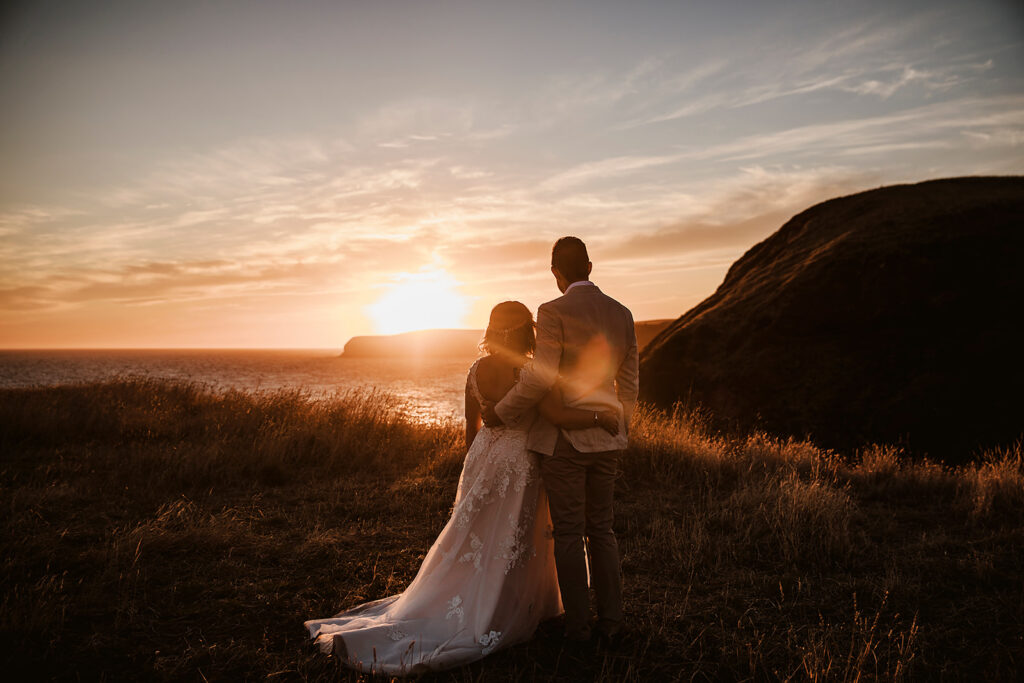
[561,631,595,658]
[564,622,592,644]
[595,628,628,651]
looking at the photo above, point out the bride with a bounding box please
[304,301,620,675]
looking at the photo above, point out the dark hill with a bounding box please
[634,318,673,351]
[640,177,1024,461]
[341,329,482,358]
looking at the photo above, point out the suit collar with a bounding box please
[565,280,594,293]
[564,281,601,296]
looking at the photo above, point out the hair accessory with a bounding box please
[489,318,532,334]
[484,301,535,354]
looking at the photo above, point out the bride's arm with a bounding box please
[465,375,482,449]
[539,384,620,436]
[493,303,561,428]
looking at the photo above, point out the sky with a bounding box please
[1,0,1022,348]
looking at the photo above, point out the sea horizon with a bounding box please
[0,348,479,422]
[0,347,347,351]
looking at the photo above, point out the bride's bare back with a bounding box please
[474,355,520,402]
[464,355,520,448]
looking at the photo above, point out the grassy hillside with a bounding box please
[641,177,1024,461]
[1,379,1022,680]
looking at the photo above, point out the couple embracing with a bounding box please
[305,236,640,675]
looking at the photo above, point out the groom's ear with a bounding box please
[587,262,593,277]
[551,265,567,293]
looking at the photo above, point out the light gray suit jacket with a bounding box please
[495,283,639,456]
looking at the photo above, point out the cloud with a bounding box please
[623,71,856,129]
[672,95,1024,163]
[0,206,87,238]
[841,59,995,98]
[603,165,882,263]
[378,133,444,149]
[0,285,58,311]
[538,153,686,192]
[961,127,1024,149]
[2,6,1021,343]
[620,11,1002,129]
[443,238,552,276]
[3,82,1016,319]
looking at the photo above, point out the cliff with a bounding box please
[639,176,1024,460]
[341,329,483,358]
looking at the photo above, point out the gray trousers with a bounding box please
[539,434,623,640]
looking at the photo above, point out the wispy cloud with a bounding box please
[538,153,687,192]
[841,59,995,98]
[3,85,1019,320]
[618,11,1003,129]
[673,95,1024,163]
[2,1,1021,345]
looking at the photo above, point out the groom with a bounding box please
[482,236,639,645]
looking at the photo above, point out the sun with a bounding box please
[367,269,470,335]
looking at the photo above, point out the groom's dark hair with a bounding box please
[551,236,590,282]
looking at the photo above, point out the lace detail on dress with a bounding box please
[446,595,465,625]
[453,436,537,532]
[459,533,484,571]
[454,484,485,529]
[496,507,538,575]
[453,359,539,536]
[479,630,502,655]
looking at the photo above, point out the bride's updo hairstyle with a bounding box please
[481,301,535,359]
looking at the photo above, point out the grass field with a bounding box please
[1,378,1022,680]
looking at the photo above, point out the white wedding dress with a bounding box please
[304,360,562,675]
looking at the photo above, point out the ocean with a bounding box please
[0,349,478,422]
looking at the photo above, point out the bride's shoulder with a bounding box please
[467,355,489,380]
[472,356,511,392]
[471,355,497,378]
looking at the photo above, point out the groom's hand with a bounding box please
[480,401,505,427]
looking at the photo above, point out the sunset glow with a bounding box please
[0,1,1021,348]
[366,270,470,336]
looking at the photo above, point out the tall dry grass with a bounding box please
[1,378,1022,680]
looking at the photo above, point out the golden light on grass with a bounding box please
[4,379,1021,679]
[366,269,469,335]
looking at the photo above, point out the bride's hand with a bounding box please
[597,410,619,436]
